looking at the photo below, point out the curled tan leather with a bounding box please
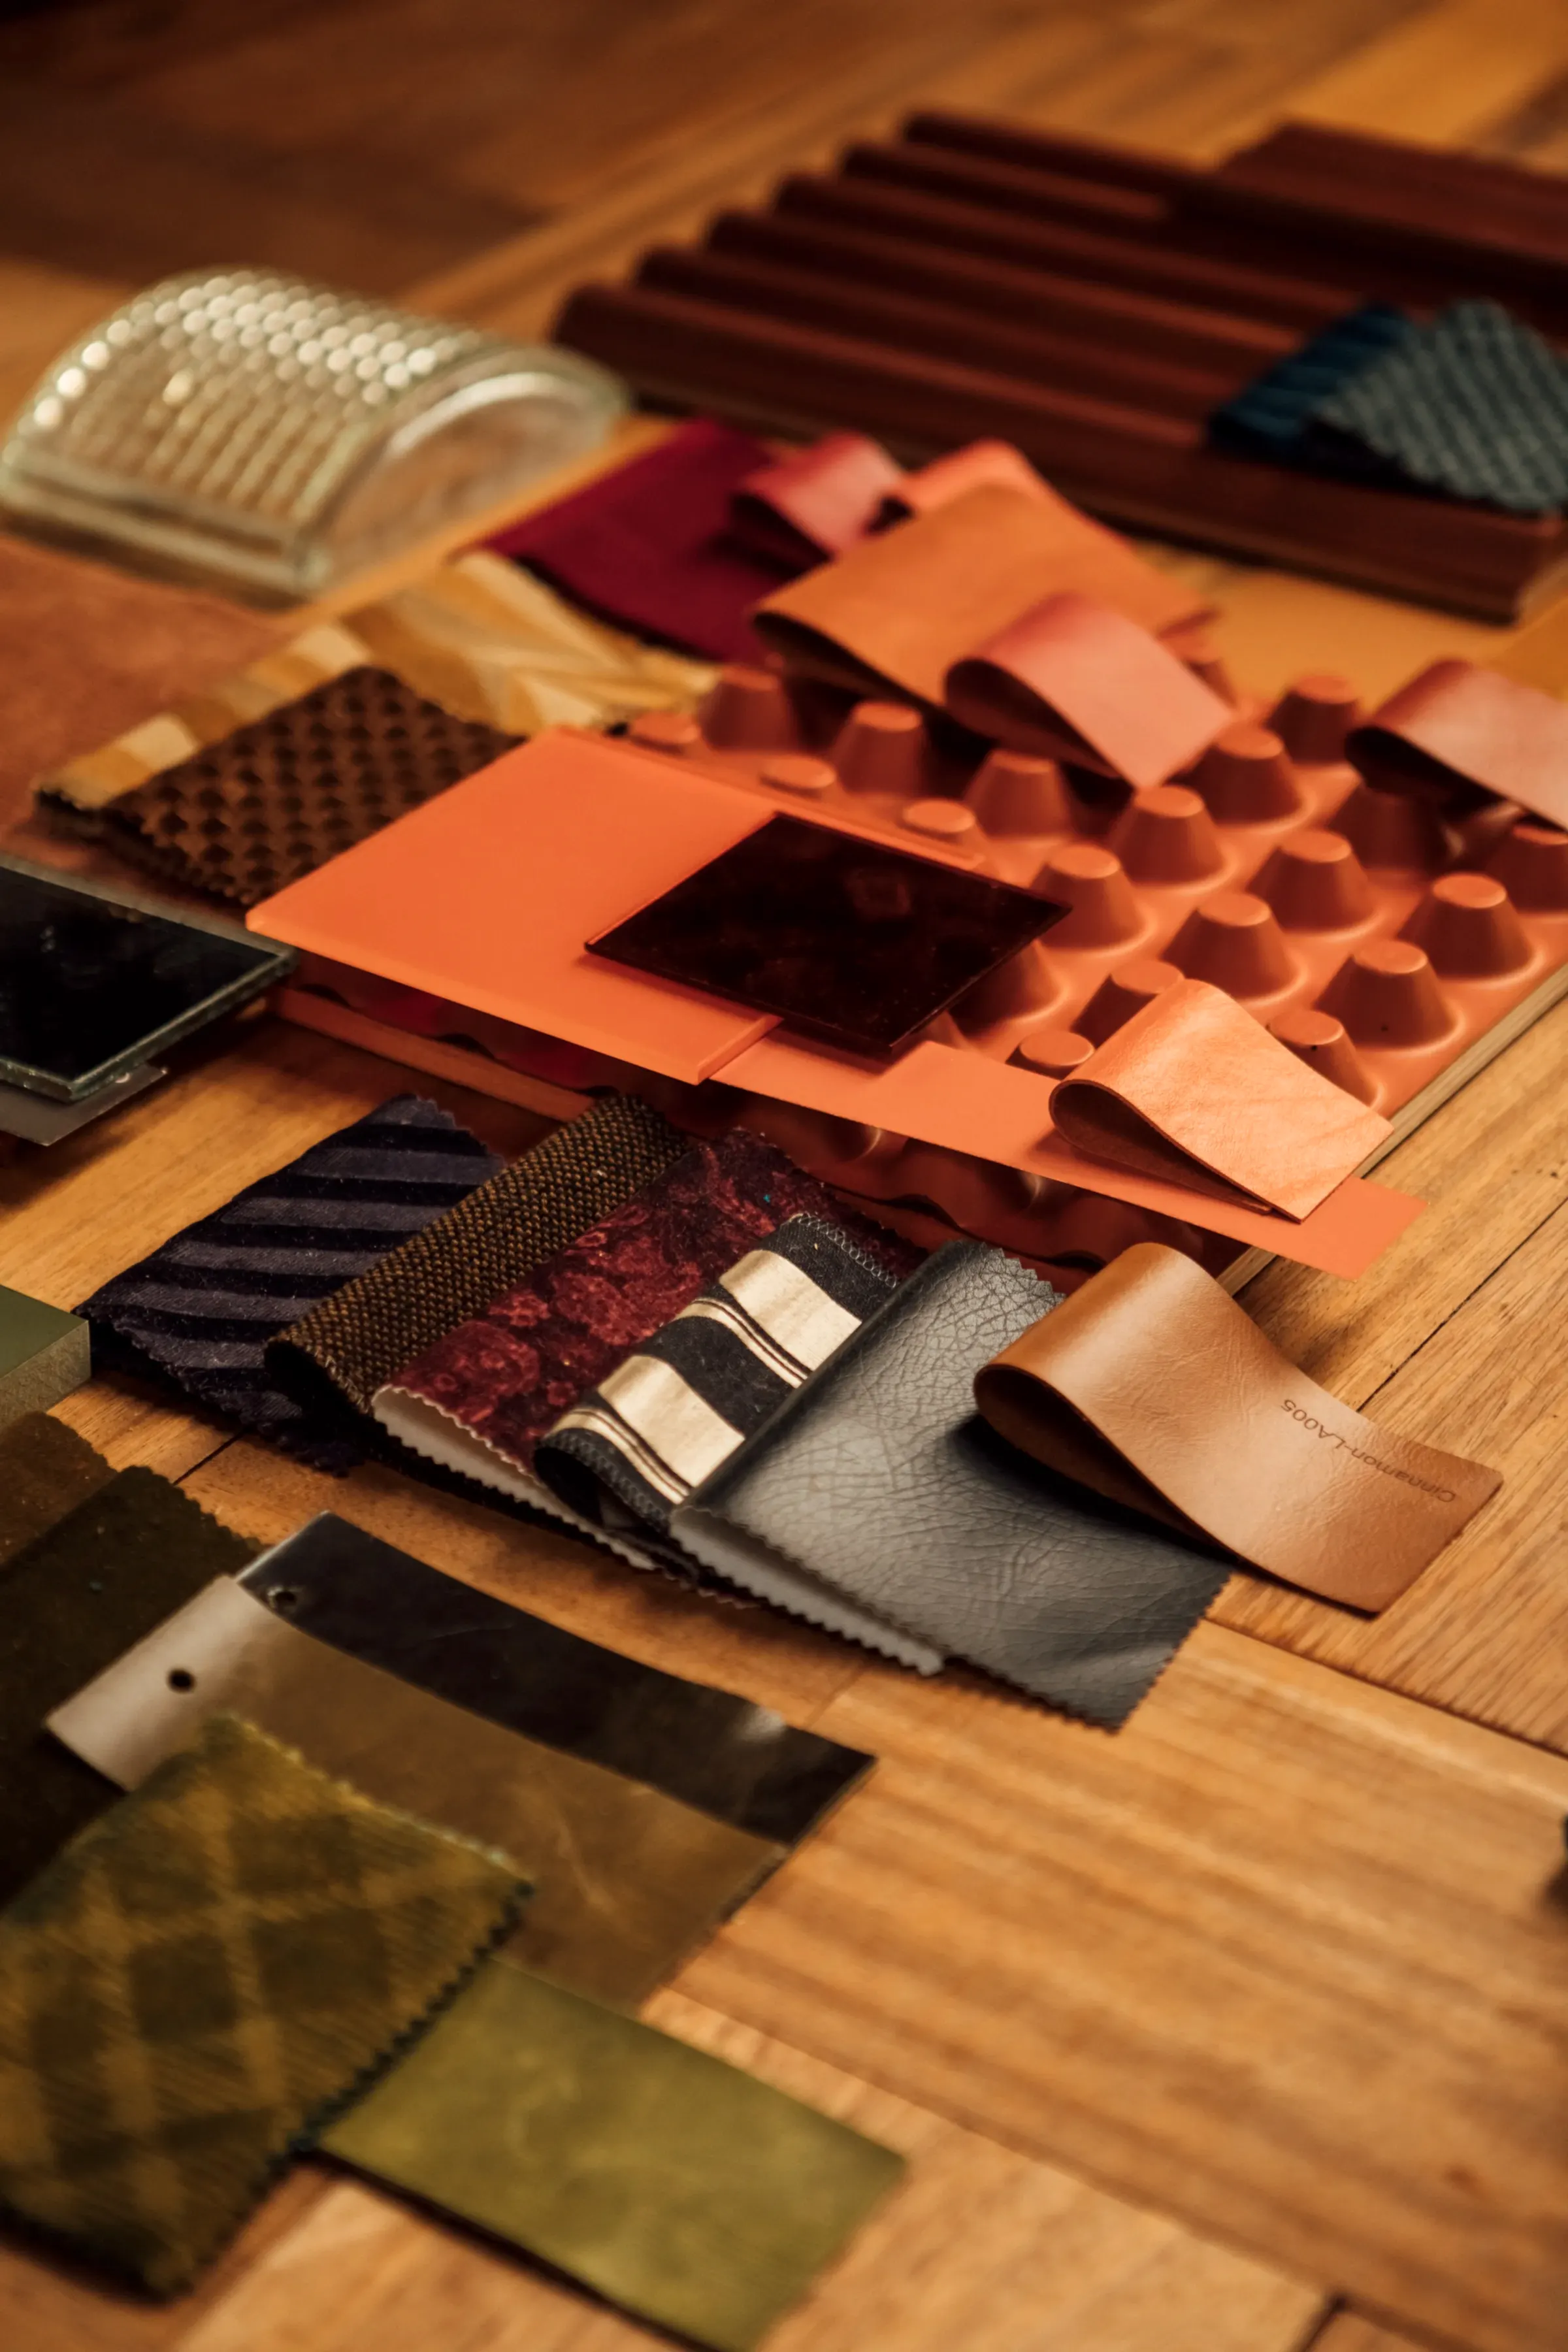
[1347,659,1568,830]
[1051,977,1391,1220]
[943,591,1231,786]
[974,1243,1501,1610]
[753,482,1212,707]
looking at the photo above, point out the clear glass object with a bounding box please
[0,269,627,601]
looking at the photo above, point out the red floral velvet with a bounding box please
[387,1130,917,1467]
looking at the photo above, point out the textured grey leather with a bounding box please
[676,1243,1229,1725]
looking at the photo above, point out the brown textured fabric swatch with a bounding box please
[101,666,519,909]
[0,533,278,828]
[267,1094,690,1428]
[0,1468,258,1907]
[0,1414,112,1572]
[0,1713,527,2296]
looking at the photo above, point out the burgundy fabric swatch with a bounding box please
[386,1129,917,1471]
[486,419,790,661]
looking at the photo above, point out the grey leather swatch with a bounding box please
[675,1243,1228,1725]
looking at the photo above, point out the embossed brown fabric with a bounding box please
[102,667,519,909]
[266,1096,691,1428]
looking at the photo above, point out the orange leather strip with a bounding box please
[753,482,1213,705]
[974,1243,1500,1610]
[943,591,1231,785]
[1050,977,1390,1220]
[724,1028,1422,1277]
[1348,659,1568,831]
[732,431,905,559]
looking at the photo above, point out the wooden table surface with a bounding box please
[5,7,1568,2350]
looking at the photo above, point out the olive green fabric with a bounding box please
[48,1578,782,2009]
[0,1289,91,1433]
[0,1414,112,1573]
[0,1714,528,2296]
[324,1959,905,2352]
[0,1469,257,1906]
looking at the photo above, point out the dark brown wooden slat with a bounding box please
[637,244,1236,418]
[772,170,1362,331]
[705,208,1293,374]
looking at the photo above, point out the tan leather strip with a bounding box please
[974,1243,1500,1610]
[1050,977,1390,1220]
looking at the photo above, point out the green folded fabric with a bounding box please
[0,1714,528,2295]
[323,1959,904,2352]
[0,1414,112,1573]
[0,1469,257,1906]
[0,1288,91,1434]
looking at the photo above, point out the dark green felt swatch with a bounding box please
[0,1467,257,1906]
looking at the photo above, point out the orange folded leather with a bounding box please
[1049,977,1391,1220]
[1347,659,1568,831]
[732,432,905,563]
[881,438,1057,519]
[943,592,1232,785]
[725,1028,1422,1278]
[974,1242,1501,1610]
[752,482,1213,706]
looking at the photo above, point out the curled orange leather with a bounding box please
[731,431,905,565]
[1050,977,1391,1220]
[943,591,1231,786]
[974,1243,1500,1610]
[753,481,1213,707]
[1347,659,1568,830]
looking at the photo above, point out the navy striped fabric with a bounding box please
[78,1097,500,1468]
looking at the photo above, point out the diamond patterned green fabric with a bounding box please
[0,1714,528,2295]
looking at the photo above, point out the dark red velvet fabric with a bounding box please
[388,1129,916,1467]
[486,418,789,661]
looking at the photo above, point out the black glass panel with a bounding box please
[0,859,293,1098]
[589,813,1064,1056]
[239,1514,873,1848]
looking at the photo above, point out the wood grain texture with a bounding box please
[1311,2317,1438,2352]
[1212,996,1568,1747]
[2,7,1568,2349]
[676,1627,1568,2352]
[152,1997,1324,2352]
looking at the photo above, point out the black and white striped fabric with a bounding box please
[78,1096,500,1469]
[533,1215,899,1533]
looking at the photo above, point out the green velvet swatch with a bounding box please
[0,1714,529,2294]
[324,1959,905,2352]
[0,1289,91,1433]
[0,1468,257,1906]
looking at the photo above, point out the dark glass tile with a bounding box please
[588,813,1064,1056]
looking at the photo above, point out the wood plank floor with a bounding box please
[4,4,1568,2347]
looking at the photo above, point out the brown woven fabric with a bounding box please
[102,666,519,909]
[266,1096,690,1426]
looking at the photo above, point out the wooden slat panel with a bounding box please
[676,1627,1568,2352]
